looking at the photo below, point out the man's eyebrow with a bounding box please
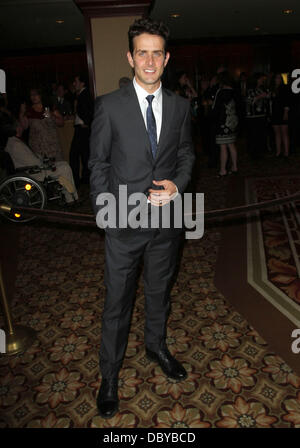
[135,49,164,52]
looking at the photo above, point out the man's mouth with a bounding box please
[145,69,155,73]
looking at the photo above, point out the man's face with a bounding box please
[127,33,170,93]
[73,77,82,92]
[179,73,188,86]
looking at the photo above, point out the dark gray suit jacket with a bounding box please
[89,82,195,237]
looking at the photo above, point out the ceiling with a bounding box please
[0,0,85,52]
[0,0,299,53]
[151,0,300,40]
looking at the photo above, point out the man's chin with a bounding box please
[138,77,160,87]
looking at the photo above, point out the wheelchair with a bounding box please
[0,151,67,223]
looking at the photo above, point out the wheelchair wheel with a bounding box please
[0,175,47,222]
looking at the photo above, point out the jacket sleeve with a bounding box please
[172,100,195,194]
[88,96,112,215]
[78,90,94,126]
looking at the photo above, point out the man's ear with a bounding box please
[127,51,134,68]
[164,52,170,67]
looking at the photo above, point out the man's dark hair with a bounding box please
[128,17,170,55]
[75,74,88,87]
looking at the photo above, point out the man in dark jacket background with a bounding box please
[70,74,93,187]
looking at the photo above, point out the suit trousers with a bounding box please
[70,126,90,187]
[99,230,180,378]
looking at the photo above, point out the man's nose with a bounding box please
[147,54,154,65]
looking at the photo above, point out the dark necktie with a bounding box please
[146,95,157,159]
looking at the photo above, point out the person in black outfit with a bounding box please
[70,74,94,187]
[270,73,290,157]
[236,72,248,130]
[174,71,199,143]
[201,67,226,168]
[65,82,77,113]
[202,75,219,168]
[289,77,300,154]
[197,78,210,154]
[245,73,270,160]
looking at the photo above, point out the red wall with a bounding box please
[0,50,88,96]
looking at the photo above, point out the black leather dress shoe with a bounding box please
[96,378,119,419]
[146,347,187,381]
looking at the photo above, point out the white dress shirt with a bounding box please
[133,77,162,142]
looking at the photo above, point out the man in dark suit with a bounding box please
[54,84,73,117]
[89,18,195,419]
[70,74,93,187]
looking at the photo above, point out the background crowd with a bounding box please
[171,67,300,177]
[1,66,300,202]
[0,74,93,205]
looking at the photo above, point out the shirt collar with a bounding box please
[133,77,162,103]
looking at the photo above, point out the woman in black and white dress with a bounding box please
[212,71,239,177]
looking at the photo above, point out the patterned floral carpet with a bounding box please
[247,175,300,313]
[0,143,300,428]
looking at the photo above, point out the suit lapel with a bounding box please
[156,88,175,159]
[120,83,153,161]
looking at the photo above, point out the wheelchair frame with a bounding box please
[0,159,66,223]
